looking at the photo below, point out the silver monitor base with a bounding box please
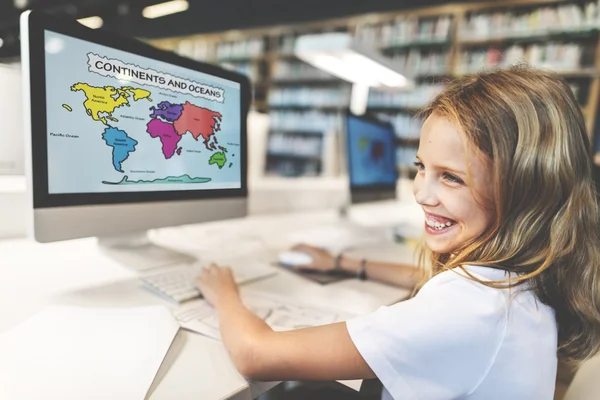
[98,232,196,272]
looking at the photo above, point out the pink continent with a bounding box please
[146,119,182,159]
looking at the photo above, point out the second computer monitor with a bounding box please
[345,113,398,204]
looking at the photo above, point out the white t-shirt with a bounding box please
[346,265,557,400]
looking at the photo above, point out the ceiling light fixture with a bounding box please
[13,0,28,9]
[142,0,189,19]
[295,33,410,89]
[77,16,104,29]
[295,32,413,115]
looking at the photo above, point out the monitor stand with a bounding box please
[98,232,196,272]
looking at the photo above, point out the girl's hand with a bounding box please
[290,244,336,272]
[195,263,240,308]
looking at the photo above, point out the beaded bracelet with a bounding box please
[334,253,343,271]
[357,258,367,280]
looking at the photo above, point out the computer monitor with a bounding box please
[20,11,250,268]
[345,112,398,204]
[0,63,25,175]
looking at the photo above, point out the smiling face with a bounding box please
[413,113,494,254]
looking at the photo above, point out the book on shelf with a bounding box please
[269,110,339,133]
[456,42,589,74]
[219,61,260,81]
[268,87,351,108]
[389,49,450,77]
[355,15,452,47]
[272,60,339,81]
[367,85,443,109]
[216,38,265,61]
[266,157,322,177]
[268,132,323,157]
[376,113,423,140]
[459,2,600,40]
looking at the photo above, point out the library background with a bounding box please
[147,0,600,185]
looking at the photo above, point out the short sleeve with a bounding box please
[346,272,508,400]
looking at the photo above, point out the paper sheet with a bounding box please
[175,292,364,391]
[175,291,350,339]
[0,305,179,400]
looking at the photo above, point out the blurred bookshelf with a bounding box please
[150,0,600,177]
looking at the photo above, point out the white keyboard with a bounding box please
[141,262,277,303]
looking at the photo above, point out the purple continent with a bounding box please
[149,101,184,122]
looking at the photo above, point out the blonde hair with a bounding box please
[418,66,600,366]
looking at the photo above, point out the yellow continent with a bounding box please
[70,83,152,125]
[71,83,129,125]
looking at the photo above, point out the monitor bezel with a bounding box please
[344,110,399,195]
[24,11,250,209]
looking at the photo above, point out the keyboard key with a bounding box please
[140,262,276,303]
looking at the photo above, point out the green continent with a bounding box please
[209,152,227,169]
[358,137,370,151]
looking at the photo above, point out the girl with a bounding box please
[196,66,600,399]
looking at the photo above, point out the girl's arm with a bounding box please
[196,265,377,382]
[291,243,423,288]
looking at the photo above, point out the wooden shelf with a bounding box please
[273,53,297,59]
[454,69,599,78]
[413,71,452,78]
[251,80,269,89]
[366,106,423,113]
[380,39,450,50]
[267,152,322,162]
[270,129,325,135]
[268,104,347,112]
[556,69,600,78]
[217,56,265,63]
[252,100,268,109]
[270,78,345,85]
[395,137,420,146]
[398,165,419,174]
[457,29,599,47]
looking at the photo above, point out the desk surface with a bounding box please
[0,203,420,400]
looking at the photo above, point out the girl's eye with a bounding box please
[443,172,463,184]
[413,161,424,171]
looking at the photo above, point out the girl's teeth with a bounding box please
[426,218,455,230]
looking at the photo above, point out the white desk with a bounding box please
[0,205,419,400]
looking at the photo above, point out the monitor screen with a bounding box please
[23,11,249,243]
[43,30,242,195]
[346,114,397,189]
